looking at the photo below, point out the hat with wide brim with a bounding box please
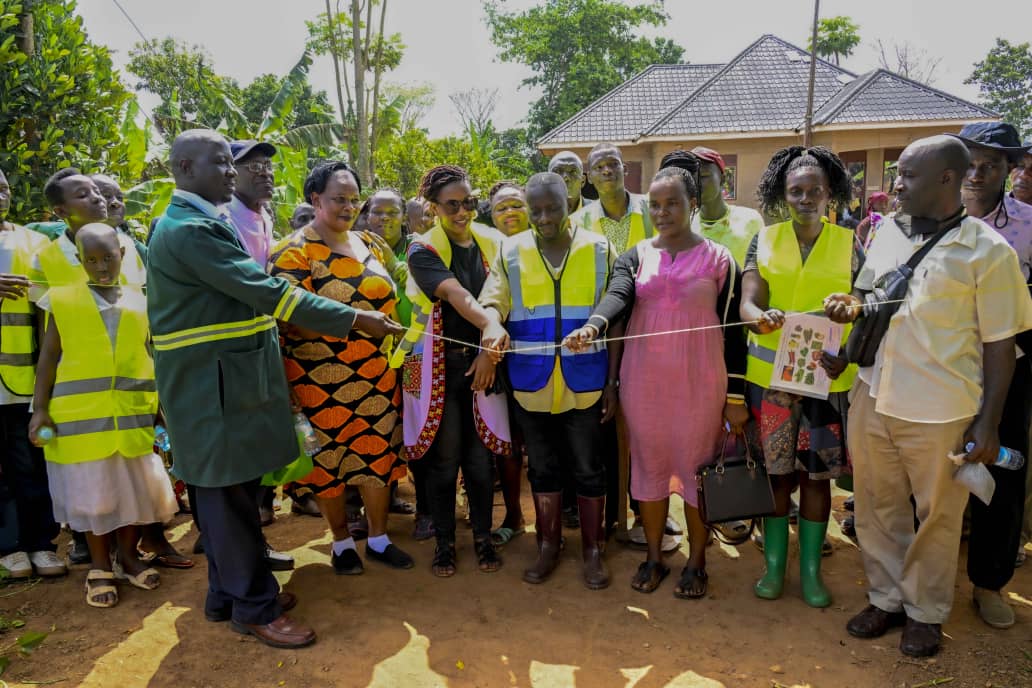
[949,122,1030,163]
[230,140,277,162]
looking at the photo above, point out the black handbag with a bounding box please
[846,212,963,366]
[696,431,775,540]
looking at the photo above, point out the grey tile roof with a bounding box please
[645,35,854,136]
[538,34,998,147]
[813,69,998,124]
[536,63,723,145]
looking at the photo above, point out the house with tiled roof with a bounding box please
[537,34,998,212]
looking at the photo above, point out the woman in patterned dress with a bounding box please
[269,161,413,575]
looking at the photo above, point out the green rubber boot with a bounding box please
[754,516,789,600]
[798,517,832,608]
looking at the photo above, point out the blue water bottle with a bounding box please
[964,442,1026,470]
[154,424,172,452]
[36,426,55,444]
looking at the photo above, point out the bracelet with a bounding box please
[606,378,620,389]
[725,397,746,406]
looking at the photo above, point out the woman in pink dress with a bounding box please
[565,165,749,598]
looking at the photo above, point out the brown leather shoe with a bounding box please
[578,495,610,590]
[205,591,298,623]
[900,618,941,657]
[846,605,907,639]
[523,492,562,584]
[230,614,316,648]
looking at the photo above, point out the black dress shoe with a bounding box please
[290,495,322,517]
[365,543,414,569]
[206,591,298,622]
[846,604,907,639]
[900,618,942,657]
[331,548,364,575]
[265,546,294,571]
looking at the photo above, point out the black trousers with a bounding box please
[0,404,58,555]
[968,356,1032,591]
[193,479,281,625]
[515,400,606,497]
[425,351,495,544]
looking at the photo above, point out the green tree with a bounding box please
[239,73,335,130]
[375,128,501,199]
[808,16,860,66]
[126,37,241,136]
[484,0,683,138]
[306,0,405,186]
[966,38,1032,138]
[0,0,130,221]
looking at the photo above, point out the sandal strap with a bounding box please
[475,540,499,565]
[87,569,116,581]
[432,543,456,567]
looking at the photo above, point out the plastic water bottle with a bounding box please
[36,426,55,444]
[154,424,172,452]
[964,442,1026,470]
[294,413,322,457]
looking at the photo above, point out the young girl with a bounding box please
[29,223,177,608]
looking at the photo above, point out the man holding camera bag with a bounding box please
[831,135,1032,658]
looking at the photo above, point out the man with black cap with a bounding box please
[841,135,1032,657]
[548,151,589,215]
[952,121,1032,630]
[226,140,277,267]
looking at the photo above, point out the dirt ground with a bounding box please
[0,482,1030,688]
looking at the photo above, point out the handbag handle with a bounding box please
[715,428,756,475]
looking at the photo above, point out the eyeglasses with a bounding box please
[240,161,274,175]
[437,197,478,214]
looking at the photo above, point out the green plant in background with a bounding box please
[0,0,130,222]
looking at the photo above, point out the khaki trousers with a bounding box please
[848,381,970,624]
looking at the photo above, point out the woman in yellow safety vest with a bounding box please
[740,146,861,609]
[29,224,178,609]
[393,165,511,578]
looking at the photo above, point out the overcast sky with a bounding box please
[76,0,1032,137]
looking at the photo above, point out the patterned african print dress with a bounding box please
[269,226,406,498]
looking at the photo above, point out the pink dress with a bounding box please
[620,240,730,505]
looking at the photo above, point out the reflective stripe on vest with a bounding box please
[571,192,653,252]
[745,221,857,392]
[0,229,43,396]
[504,230,609,393]
[43,285,157,464]
[388,221,501,368]
[152,315,277,351]
[37,233,146,288]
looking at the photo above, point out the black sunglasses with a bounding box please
[437,197,478,214]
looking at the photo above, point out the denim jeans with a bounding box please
[425,351,495,543]
[515,400,606,497]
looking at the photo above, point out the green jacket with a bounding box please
[147,196,357,487]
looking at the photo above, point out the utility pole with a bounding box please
[803,0,820,147]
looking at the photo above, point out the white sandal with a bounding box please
[85,569,118,608]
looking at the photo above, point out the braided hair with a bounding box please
[659,149,702,195]
[756,146,851,218]
[419,165,468,203]
[488,180,523,202]
[652,166,699,203]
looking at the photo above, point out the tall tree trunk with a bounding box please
[368,0,387,173]
[351,0,370,187]
[16,0,34,55]
[324,0,348,137]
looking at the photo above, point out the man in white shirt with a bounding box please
[225,140,277,267]
[839,136,1032,658]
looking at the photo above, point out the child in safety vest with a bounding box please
[28,223,177,609]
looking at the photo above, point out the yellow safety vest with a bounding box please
[746,221,857,392]
[503,228,610,393]
[389,220,502,368]
[570,193,652,252]
[0,228,47,396]
[44,285,157,464]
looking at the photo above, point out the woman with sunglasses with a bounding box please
[389,165,512,577]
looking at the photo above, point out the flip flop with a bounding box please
[631,560,670,594]
[85,569,118,608]
[140,550,195,569]
[490,526,525,547]
[123,567,161,591]
[673,566,708,600]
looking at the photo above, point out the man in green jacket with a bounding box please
[148,129,402,649]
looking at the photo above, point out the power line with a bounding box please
[110,0,149,44]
